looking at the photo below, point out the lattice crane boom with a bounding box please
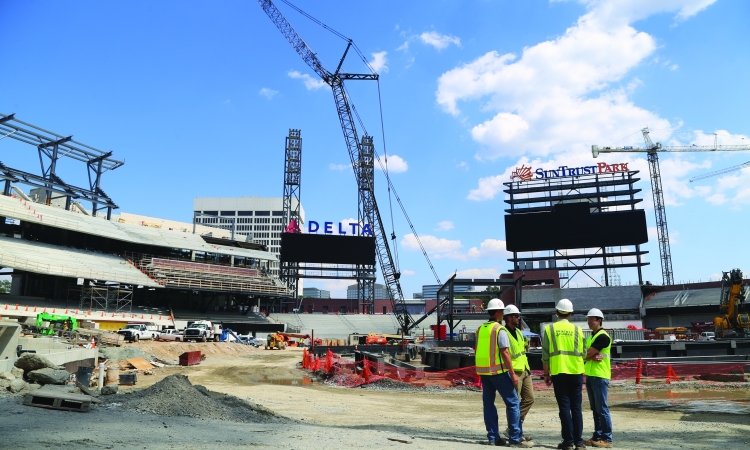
[259,0,414,332]
[690,161,750,182]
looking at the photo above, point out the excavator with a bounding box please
[713,269,749,338]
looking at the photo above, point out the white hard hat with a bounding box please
[556,298,574,313]
[487,298,505,311]
[587,308,604,318]
[504,304,520,315]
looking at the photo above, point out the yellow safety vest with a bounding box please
[475,322,509,376]
[545,321,584,375]
[584,329,611,379]
[505,327,530,372]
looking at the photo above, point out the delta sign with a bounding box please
[308,221,373,236]
[510,162,630,182]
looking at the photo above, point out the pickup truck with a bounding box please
[158,329,184,342]
[184,320,223,342]
[117,323,160,342]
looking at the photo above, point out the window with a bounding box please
[255,211,271,216]
[255,218,270,224]
[272,211,284,216]
[220,211,235,216]
[203,211,218,215]
[383,306,387,314]
[238,211,253,216]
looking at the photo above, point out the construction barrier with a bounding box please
[301,351,748,388]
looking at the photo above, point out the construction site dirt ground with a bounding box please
[3,342,749,450]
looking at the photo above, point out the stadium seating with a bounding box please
[0,235,159,287]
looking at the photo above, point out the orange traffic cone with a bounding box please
[90,337,96,349]
[666,365,679,384]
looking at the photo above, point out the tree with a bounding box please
[0,280,10,294]
[481,286,500,308]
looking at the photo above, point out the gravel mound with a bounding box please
[99,346,154,363]
[112,374,286,423]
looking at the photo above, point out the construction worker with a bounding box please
[583,308,613,448]
[542,299,585,450]
[475,298,534,448]
[503,304,534,441]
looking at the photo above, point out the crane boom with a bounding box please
[259,0,414,332]
[592,128,750,286]
[690,161,750,182]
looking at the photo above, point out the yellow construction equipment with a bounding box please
[265,333,288,350]
[714,269,749,338]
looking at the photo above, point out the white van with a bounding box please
[698,331,715,341]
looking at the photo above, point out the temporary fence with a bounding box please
[301,350,748,389]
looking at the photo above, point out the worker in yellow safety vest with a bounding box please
[502,304,533,442]
[583,308,613,448]
[475,298,534,448]
[542,299,585,450]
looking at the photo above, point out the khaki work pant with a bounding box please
[514,369,535,423]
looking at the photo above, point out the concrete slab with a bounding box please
[23,387,92,412]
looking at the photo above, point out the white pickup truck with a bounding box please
[184,320,223,342]
[117,322,160,342]
[158,329,184,342]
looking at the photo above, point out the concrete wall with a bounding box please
[0,321,21,362]
[522,285,642,313]
[0,336,98,372]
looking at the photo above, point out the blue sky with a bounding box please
[1,0,748,298]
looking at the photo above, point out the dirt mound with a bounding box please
[130,341,262,364]
[113,374,286,423]
[99,346,154,364]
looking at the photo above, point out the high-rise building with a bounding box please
[303,287,331,299]
[347,283,387,300]
[193,197,305,277]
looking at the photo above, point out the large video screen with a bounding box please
[505,203,648,252]
[280,233,376,265]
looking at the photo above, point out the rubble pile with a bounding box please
[114,374,286,423]
[2,353,71,395]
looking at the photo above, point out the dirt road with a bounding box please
[3,343,749,449]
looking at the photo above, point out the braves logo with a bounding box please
[510,165,533,182]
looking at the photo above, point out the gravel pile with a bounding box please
[111,374,287,423]
[99,346,154,363]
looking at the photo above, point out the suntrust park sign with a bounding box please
[510,162,630,182]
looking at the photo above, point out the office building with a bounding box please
[303,287,330,299]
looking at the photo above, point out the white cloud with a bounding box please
[402,269,416,276]
[419,31,461,50]
[669,64,679,71]
[259,87,278,99]
[288,70,327,90]
[401,234,463,259]
[329,163,349,171]
[377,154,408,173]
[435,221,454,231]
[370,51,388,73]
[466,239,511,259]
[435,1,719,162]
[457,161,469,171]
[396,41,409,52]
[309,279,351,299]
[454,268,502,279]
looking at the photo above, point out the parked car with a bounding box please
[158,329,184,342]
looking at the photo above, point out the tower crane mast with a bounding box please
[593,128,750,286]
[258,0,415,332]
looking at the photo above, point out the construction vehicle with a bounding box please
[714,269,749,338]
[117,322,159,342]
[35,313,78,336]
[184,320,223,342]
[265,333,288,350]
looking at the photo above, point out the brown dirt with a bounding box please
[105,342,750,449]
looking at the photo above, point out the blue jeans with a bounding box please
[551,373,584,447]
[481,372,522,444]
[586,376,613,443]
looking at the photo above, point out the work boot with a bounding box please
[583,439,596,446]
[591,441,613,448]
[504,428,532,441]
[557,443,574,450]
[510,441,534,448]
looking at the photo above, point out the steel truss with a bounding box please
[504,170,649,287]
[0,113,123,218]
[280,129,302,298]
